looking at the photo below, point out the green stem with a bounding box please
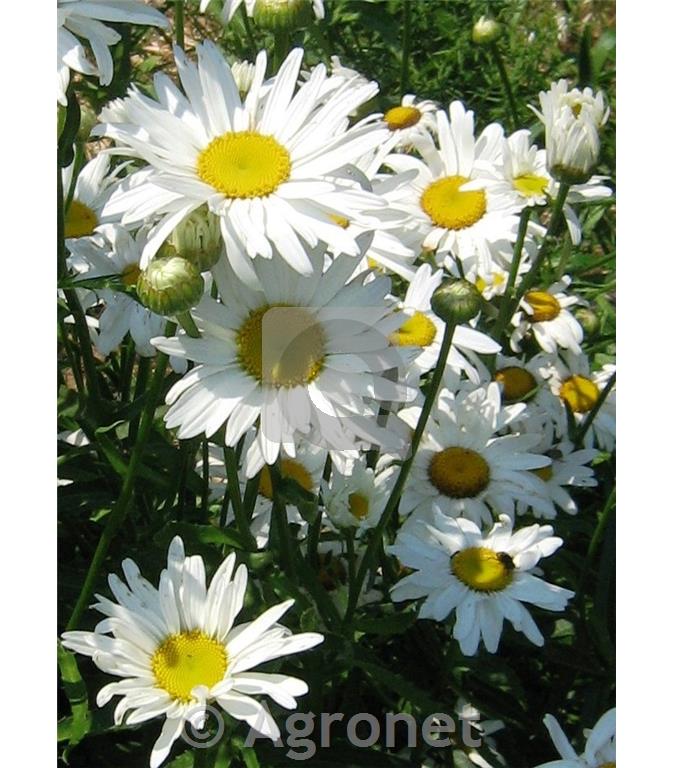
[174,0,185,49]
[575,485,615,615]
[58,318,85,395]
[400,0,412,97]
[119,339,136,403]
[515,183,571,300]
[201,438,210,520]
[490,44,519,129]
[66,322,177,631]
[223,444,256,550]
[573,372,616,449]
[128,355,152,444]
[344,319,458,625]
[270,460,296,581]
[492,206,532,343]
[176,310,201,339]
[241,12,257,57]
[273,29,290,74]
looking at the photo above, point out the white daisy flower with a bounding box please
[534,353,616,452]
[532,79,609,185]
[389,511,573,655]
[202,0,325,26]
[152,249,416,475]
[511,275,584,355]
[384,263,500,385]
[98,43,388,275]
[385,102,523,276]
[61,537,323,768]
[66,224,165,357]
[398,384,550,526]
[57,0,169,105]
[322,458,397,534]
[382,94,439,151]
[502,129,612,245]
[535,708,615,768]
[62,152,129,240]
[203,438,327,548]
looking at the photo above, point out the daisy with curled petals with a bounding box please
[535,708,615,768]
[152,247,416,475]
[510,275,584,355]
[398,383,550,526]
[97,43,388,275]
[385,102,524,276]
[57,0,169,105]
[66,224,166,358]
[534,352,616,452]
[389,511,573,655]
[61,537,323,768]
[502,129,611,245]
[383,263,500,385]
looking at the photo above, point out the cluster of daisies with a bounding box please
[58,2,615,766]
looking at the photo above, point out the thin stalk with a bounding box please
[492,206,531,342]
[58,318,85,395]
[223,444,256,549]
[490,44,520,130]
[269,460,296,581]
[273,30,290,74]
[573,372,616,449]
[575,485,616,616]
[515,183,571,300]
[174,0,185,49]
[344,319,458,625]
[66,322,177,631]
[119,339,136,403]
[400,0,412,97]
[242,471,261,517]
[176,310,201,339]
[128,356,152,444]
[201,438,210,519]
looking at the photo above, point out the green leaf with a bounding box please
[57,643,92,750]
[592,29,616,78]
[154,522,249,551]
[354,611,417,637]
[58,94,81,168]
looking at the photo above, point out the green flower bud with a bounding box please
[472,16,502,45]
[253,0,317,31]
[574,306,600,338]
[169,205,223,272]
[136,253,204,316]
[430,278,483,324]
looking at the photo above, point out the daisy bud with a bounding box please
[575,306,600,338]
[136,251,204,316]
[253,0,322,31]
[472,16,502,45]
[535,79,609,185]
[430,278,482,324]
[169,205,223,272]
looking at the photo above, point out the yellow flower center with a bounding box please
[513,173,548,198]
[475,273,505,295]
[64,200,98,238]
[428,447,490,498]
[384,105,422,130]
[151,630,227,703]
[389,311,437,348]
[494,366,537,402]
[524,290,561,322]
[597,763,615,768]
[197,131,291,198]
[121,263,141,287]
[421,175,487,231]
[532,464,553,482]
[559,374,600,414]
[329,213,350,229]
[257,458,313,500]
[349,492,370,520]
[452,547,515,592]
[237,305,326,387]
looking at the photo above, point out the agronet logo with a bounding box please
[181,708,483,760]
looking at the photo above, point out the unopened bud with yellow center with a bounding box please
[430,278,482,324]
[170,205,223,272]
[253,0,320,31]
[472,16,502,45]
[136,249,204,316]
[575,307,600,338]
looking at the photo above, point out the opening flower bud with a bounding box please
[169,205,222,272]
[430,278,482,324]
[136,253,204,316]
[472,16,502,45]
